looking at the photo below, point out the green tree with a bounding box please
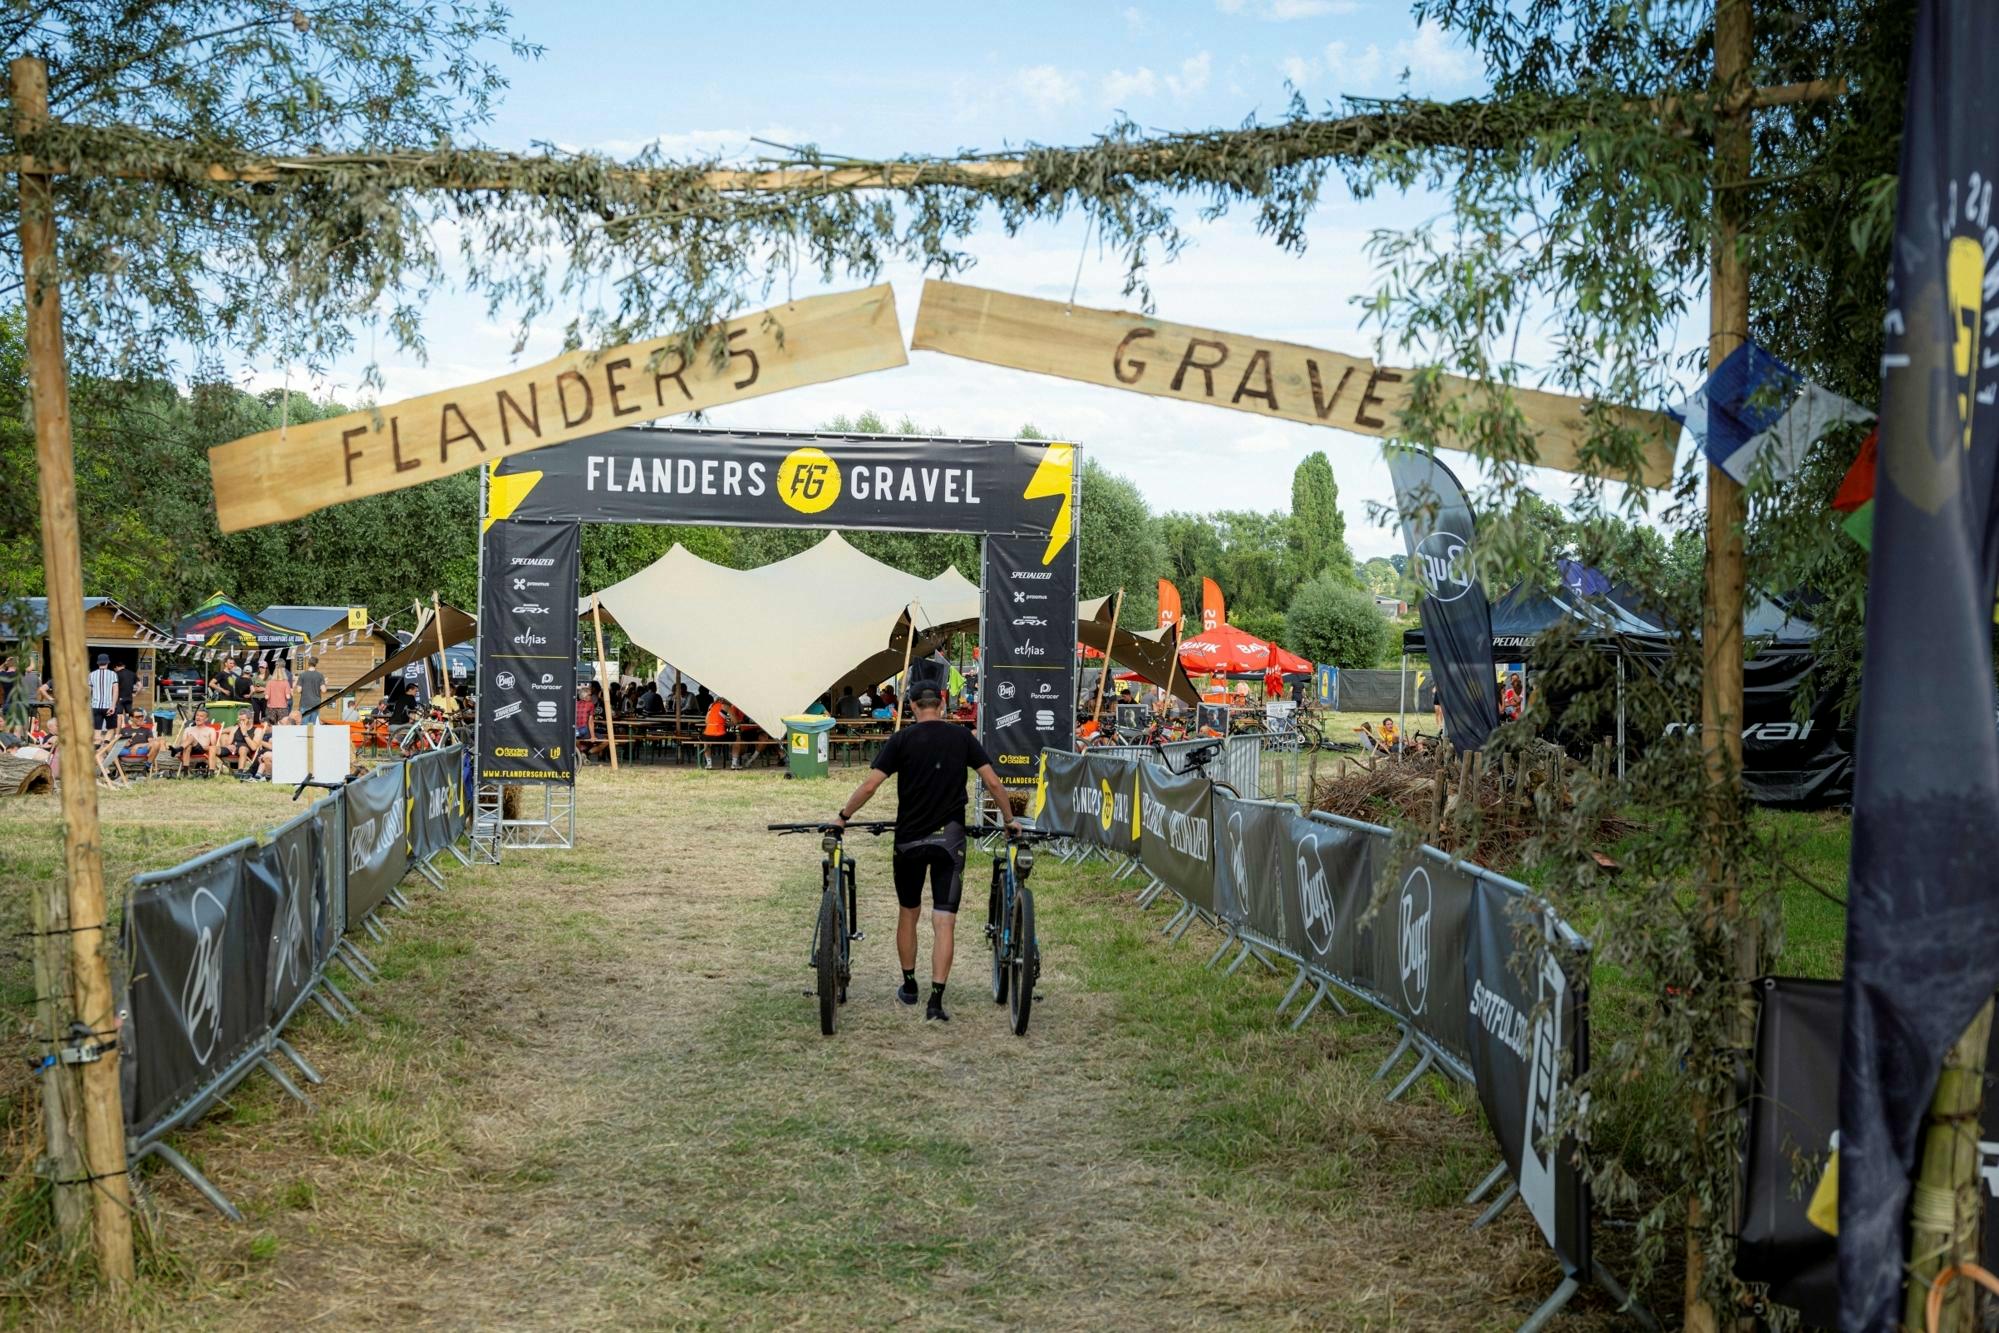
[1077,459,1164,628]
[1358,557,1401,597]
[1230,607,1287,647]
[1287,451,1356,586]
[1284,574,1388,669]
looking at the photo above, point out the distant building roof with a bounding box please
[0,596,127,641]
[260,605,351,635]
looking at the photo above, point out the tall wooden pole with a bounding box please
[430,592,453,702]
[1904,998,1996,1333]
[1089,588,1124,731]
[10,55,135,1284]
[589,595,618,772]
[892,602,918,734]
[1685,3,1751,1328]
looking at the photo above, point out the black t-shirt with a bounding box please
[870,720,992,842]
[116,666,136,703]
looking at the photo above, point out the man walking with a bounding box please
[832,659,1017,1022]
[89,654,119,732]
[296,654,325,723]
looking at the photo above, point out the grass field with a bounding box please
[0,764,1852,1329]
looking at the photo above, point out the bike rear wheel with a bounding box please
[1008,887,1037,1036]
[815,887,841,1036]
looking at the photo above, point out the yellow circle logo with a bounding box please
[1099,779,1115,832]
[776,447,841,515]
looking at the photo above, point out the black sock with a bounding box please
[930,982,946,1003]
[903,969,916,988]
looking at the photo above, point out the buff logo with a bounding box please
[272,839,311,995]
[777,446,841,515]
[1414,529,1473,603]
[1398,866,1433,1015]
[1296,835,1334,955]
[1227,809,1248,897]
[180,886,228,1065]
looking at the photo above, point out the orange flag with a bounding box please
[1201,577,1226,632]
[1156,579,1182,631]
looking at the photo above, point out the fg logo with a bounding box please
[777,446,841,515]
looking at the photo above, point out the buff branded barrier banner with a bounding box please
[481,427,1080,791]
[1733,978,1999,1327]
[121,749,465,1146]
[1037,750,1594,1280]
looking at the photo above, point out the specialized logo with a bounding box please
[1296,834,1334,956]
[508,556,556,567]
[496,671,516,690]
[1398,865,1433,1015]
[776,446,842,515]
[996,681,1016,701]
[1414,530,1473,603]
[1009,570,1052,581]
[180,886,229,1065]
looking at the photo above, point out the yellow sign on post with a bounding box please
[911,279,1678,487]
[347,607,368,630]
[210,285,909,532]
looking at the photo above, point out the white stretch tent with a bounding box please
[582,532,980,738]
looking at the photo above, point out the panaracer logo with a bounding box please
[1297,835,1334,955]
[776,446,841,515]
[1399,865,1433,1015]
[1415,529,1474,603]
[1032,682,1056,698]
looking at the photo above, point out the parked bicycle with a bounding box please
[976,825,1059,1036]
[1156,739,1240,798]
[768,821,893,1035]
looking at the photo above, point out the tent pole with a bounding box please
[591,595,619,772]
[432,591,454,701]
[1163,620,1186,720]
[1616,656,1626,782]
[1090,587,1123,732]
[1398,653,1408,754]
[893,601,917,734]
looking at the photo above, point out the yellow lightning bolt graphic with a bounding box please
[1022,443,1076,565]
[483,460,544,532]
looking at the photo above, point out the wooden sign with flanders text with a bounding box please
[210,285,908,532]
[911,280,1677,488]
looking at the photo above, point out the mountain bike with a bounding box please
[977,826,1059,1036]
[768,821,892,1035]
[1157,739,1240,798]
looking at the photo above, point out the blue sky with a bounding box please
[285,1,1695,560]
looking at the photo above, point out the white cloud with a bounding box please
[1394,19,1476,85]
[1167,52,1213,97]
[1122,5,1147,33]
[1219,0,1361,17]
[1101,66,1159,105]
[1214,0,1248,12]
[1279,54,1316,87]
[1322,40,1382,92]
[1013,64,1081,111]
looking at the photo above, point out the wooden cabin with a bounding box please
[0,596,161,716]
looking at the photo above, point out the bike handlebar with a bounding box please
[969,824,1062,841]
[765,821,894,835]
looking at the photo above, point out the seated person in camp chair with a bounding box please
[1356,718,1400,756]
[152,709,220,773]
[230,718,273,777]
[102,714,157,780]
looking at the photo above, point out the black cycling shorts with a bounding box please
[893,822,966,914]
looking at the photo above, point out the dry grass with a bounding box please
[1,765,1626,1329]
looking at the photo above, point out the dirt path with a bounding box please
[15,766,1613,1330]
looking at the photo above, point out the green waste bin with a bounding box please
[783,715,836,779]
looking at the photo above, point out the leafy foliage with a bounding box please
[1288,452,1358,588]
[1285,573,1389,669]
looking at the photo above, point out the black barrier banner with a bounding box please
[479,518,578,782]
[123,842,270,1139]
[1138,764,1215,911]
[344,763,409,928]
[407,747,464,862]
[1371,851,1475,1066]
[1735,978,1999,1328]
[249,808,324,1027]
[1285,814,1374,981]
[1034,749,1085,832]
[1465,878,1591,1276]
[981,529,1079,798]
[490,427,1073,537]
[1388,452,1498,752]
[1214,793,1287,944]
[1078,753,1140,855]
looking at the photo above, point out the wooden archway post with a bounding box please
[590,596,618,772]
[10,55,135,1284]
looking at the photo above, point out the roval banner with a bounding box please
[1370,850,1475,1067]
[1214,793,1289,947]
[122,842,272,1139]
[247,803,334,1029]
[344,763,409,928]
[1464,877,1592,1277]
[1138,764,1215,912]
[478,517,578,783]
[1078,753,1141,855]
[982,528,1080,798]
[1735,978,1999,1328]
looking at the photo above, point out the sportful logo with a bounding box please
[1398,865,1433,1015]
[1414,529,1474,603]
[180,885,228,1065]
[1296,833,1335,956]
[535,701,557,722]
[1034,709,1056,729]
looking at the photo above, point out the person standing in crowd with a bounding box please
[0,656,16,718]
[115,657,137,726]
[249,662,269,724]
[1427,673,1444,731]
[89,654,119,731]
[296,654,325,723]
[265,661,292,723]
[831,658,1020,1023]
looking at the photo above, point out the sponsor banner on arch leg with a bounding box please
[1465,877,1592,1277]
[344,763,410,928]
[479,518,578,783]
[122,842,270,1140]
[980,527,1078,799]
[1138,764,1215,912]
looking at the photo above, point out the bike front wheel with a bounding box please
[1008,887,1037,1036]
[989,876,1009,1005]
[815,887,841,1036]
